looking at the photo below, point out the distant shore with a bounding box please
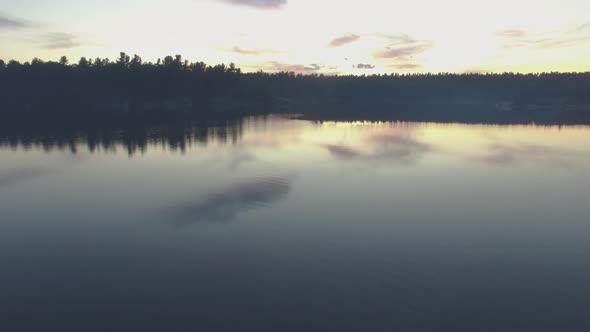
[2,53,590,124]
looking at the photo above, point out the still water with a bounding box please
[1,115,590,331]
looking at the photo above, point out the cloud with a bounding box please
[531,37,590,50]
[355,63,375,69]
[1,14,81,50]
[263,61,327,73]
[166,176,293,225]
[230,46,281,55]
[374,34,432,63]
[393,63,421,70]
[375,44,431,60]
[0,13,29,29]
[498,27,590,50]
[371,34,431,70]
[502,36,590,50]
[329,34,360,47]
[220,0,287,9]
[378,33,418,46]
[496,29,527,38]
[39,32,80,49]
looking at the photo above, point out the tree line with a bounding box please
[1,53,590,115]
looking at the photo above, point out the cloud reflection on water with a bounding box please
[0,167,52,188]
[167,176,293,225]
[472,140,584,167]
[321,131,432,165]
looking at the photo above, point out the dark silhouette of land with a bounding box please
[1,53,590,124]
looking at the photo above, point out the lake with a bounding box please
[1,115,590,331]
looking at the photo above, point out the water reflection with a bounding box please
[0,167,52,188]
[167,176,293,225]
[2,116,588,169]
[474,142,578,167]
[0,116,248,155]
[227,151,258,171]
[322,132,432,164]
[2,116,590,331]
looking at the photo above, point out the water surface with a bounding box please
[1,115,590,331]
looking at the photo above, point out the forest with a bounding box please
[1,53,590,122]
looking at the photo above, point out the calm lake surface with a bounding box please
[1,115,590,331]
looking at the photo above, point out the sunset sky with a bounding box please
[1,0,590,74]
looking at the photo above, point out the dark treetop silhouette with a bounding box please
[1,53,590,124]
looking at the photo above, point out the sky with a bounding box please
[1,0,590,74]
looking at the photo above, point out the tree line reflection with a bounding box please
[0,115,253,155]
[2,115,588,166]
